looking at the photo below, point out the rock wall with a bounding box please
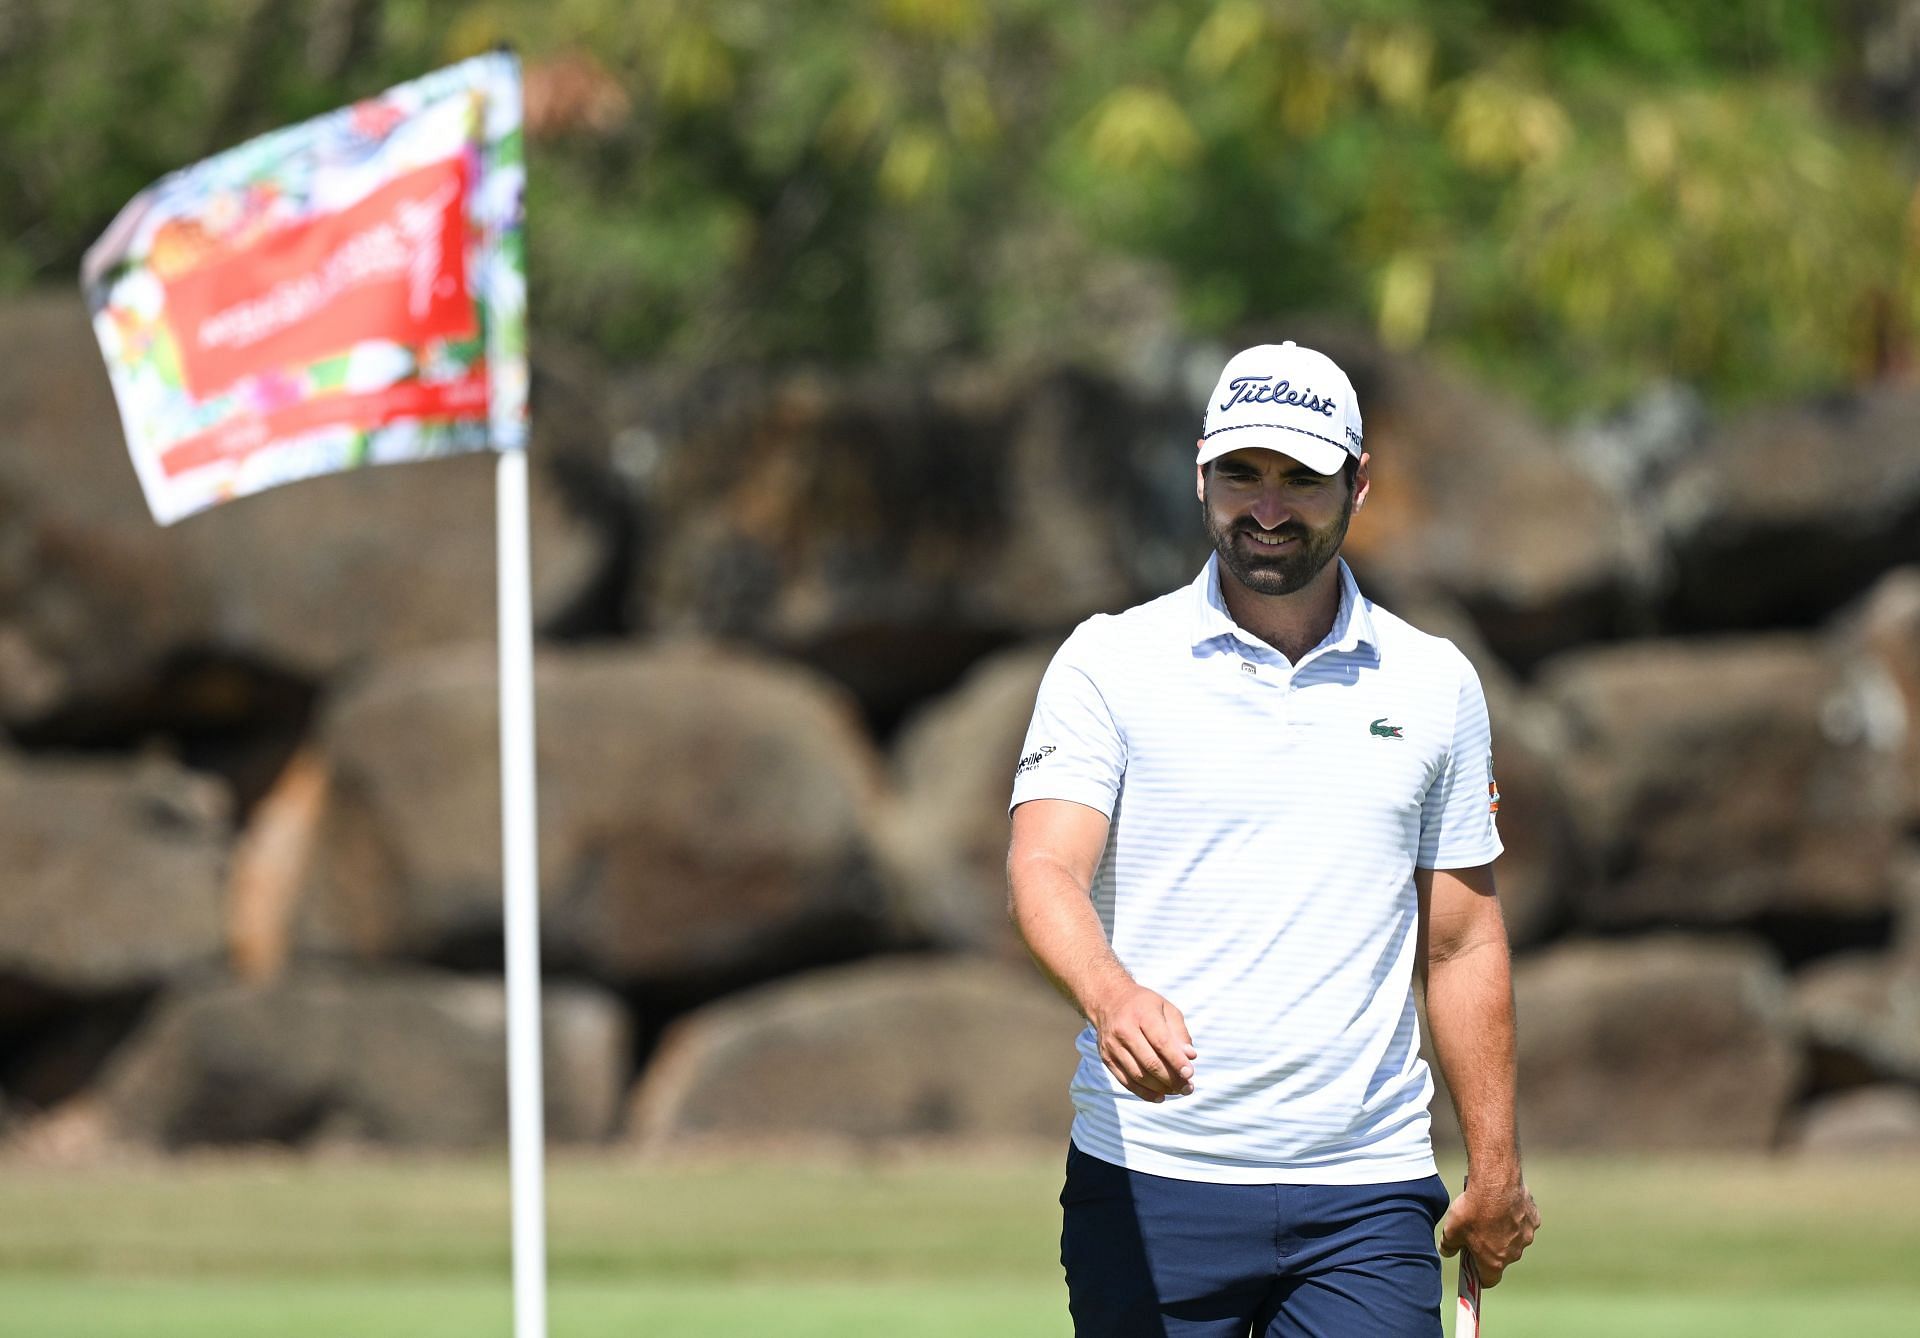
[3,290,1918,1157]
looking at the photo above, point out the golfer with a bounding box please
[1007,342,1539,1336]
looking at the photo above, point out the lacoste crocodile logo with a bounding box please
[1369,718,1404,739]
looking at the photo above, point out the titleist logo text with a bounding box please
[1219,376,1337,418]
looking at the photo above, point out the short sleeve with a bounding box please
[1416,655,1505,870]
[1008,625,1127,818]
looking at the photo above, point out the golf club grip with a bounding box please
[1455,1250,1483,1337]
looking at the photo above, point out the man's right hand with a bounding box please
[1089,984,1197,1102]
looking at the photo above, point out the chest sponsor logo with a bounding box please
[1369,717,1405,739]
[1014,744,1056,777]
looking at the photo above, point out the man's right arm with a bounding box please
[1007,798,1196,1103]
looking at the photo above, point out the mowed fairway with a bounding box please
[1,1149,1917,1336]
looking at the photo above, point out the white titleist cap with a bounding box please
[1198,341,1364,475]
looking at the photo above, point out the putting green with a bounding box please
[1,1150,1915,1336]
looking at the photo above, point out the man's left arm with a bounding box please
[1416,862,1540,1287]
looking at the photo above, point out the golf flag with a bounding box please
[81,52,527,525]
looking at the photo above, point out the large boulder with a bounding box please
[94,967,629,1148]
[1656,387,1920,632]
[629,957,1081,1145]
[1791,952,1920,1089]
[1302,330,1639,670]
[1480,691,1584,950]
[1515,938,1800,1151]
[613,363,1204,724]
[0,294,606,726]
[1538,636,1906,927]
[299,641,896,991]
[877,640,1058,954]
[1789,1086,1920,1157]
[615,335,1647,701]
[0,751,229,1011]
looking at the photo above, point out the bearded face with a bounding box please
[1201,452,1356,598]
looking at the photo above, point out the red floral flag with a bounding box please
[81,52,526,525]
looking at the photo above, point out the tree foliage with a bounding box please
[2,0,1914,413]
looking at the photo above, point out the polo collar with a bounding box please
[1188,554,1377,658]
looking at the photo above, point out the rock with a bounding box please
[1850,0,1920,129]
[0,751,229,1007]
[1538,636,1906,927]
[1514,938,1800,1150]
[228,747,330,984]
[0,991,154,1113]
[877,640,1058,954]
[629,957,1081,1145]
[1843,567,1920,823]
[1569,382,1710,502]
[300,641,895,991]
[1896,847,1920,974]
[1483,696,1583,949]
[0,294,606,726]
[1300,328,1639,670]
[1790,1085,1920,1156]
[95,967,629,1148]
[1792,953,1920,1089]
[0,1097,117,1165]
[615,363,1203,726]
[1657,387,1920,632]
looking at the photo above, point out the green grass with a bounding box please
[1,1149,1916,1336]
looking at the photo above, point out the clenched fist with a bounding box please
[1088,983,1197,1103]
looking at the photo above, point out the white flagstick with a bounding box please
[1455,1251,1483,1338]
[497,446,549,1338]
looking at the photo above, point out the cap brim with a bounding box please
[1197,427,1350,475]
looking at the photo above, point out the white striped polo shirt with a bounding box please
[1011,555,1503,1184]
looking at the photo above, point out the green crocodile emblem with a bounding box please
[1369,717,1404,739]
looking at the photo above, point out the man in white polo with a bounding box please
[1007,342,1538,1336]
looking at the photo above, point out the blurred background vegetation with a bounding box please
[4,1,1917,416]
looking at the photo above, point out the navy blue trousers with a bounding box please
[1060,1142,1449,1337]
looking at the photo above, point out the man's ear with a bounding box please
[1195,445,1207,503]
[1352,451,1371,511]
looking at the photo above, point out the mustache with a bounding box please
[1233,522,1309,544]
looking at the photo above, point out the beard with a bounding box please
[1205,490,1354,598]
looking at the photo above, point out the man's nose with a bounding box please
[1249,485,1292,530]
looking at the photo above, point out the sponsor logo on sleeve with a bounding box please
[1014,744,1056,778]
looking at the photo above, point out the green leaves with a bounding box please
[6,0,1913,411]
